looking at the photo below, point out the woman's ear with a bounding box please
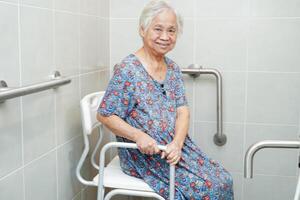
[139,27,145,37]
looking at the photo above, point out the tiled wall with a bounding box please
[0,0,109,199]
[109,0,300,200]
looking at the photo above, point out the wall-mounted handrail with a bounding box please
[244,140,300,200]
[0,71,71,103]
[244,140,300,178]
[181,64,226,146]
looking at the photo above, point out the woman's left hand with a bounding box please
[161,140,182,165]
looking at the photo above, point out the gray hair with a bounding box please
[139,0,183,36]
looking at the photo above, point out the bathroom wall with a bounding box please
[0,0,109,199]
[109,0,300,200]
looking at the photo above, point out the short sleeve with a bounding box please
[97,64,135,119]
[174,65,188,108]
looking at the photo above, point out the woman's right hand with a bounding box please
[135,132,160,155]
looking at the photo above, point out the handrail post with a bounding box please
[97,142,176,200]
[181,65,227,146]
[244,140,300,178]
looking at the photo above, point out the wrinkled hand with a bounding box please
[161,140,182,165]
[135,132,160,155]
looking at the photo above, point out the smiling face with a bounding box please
[140,9,178,57]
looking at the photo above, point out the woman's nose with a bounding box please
[159,31,169,40]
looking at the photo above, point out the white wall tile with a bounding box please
[232,172,243,200]
[0,3,19,86]
[20,0,52,9]
[99,69,110,91]
[195,19,247,71]
[194,71,246,123]
[98,18,110,68]
[195,0,249,17]
[20,6,54,84]
[54,0,79,13]
[56,77,81,145]
[23,91,55,163]
[110,19,142,66]
[57,136,84,200]
[169,0,195,18]
[167,19,195,68]
[193,122,244,173]
[248,19,300,72]
[0,100,22,177]
[110,0,147,18]
[243,175,297,200]
[99,0,109,18]
[55,11,80,77]
[250,0,300,17]
[80,0,99,16]
[0,170,24,200]
[24,152,57,200]
[80,72,102,98]
[245,124,298,176]
[80,15,101,73]
[0,0,18,4]
[246,72,300,125]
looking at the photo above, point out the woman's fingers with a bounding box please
[167,154,180,165]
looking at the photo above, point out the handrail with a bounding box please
[0,71,71,103]
[244,140,300,178]
[181,64,226,146]
[244,140,300,200]
[97,142,175,200]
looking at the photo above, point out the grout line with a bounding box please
[17,0,26,199]
[247,70,300,74]
[193,120,298,127]
[0,135,82,182]
[191,0,197,140]
[74,68,110,78]
[52,0,59,199]
[19,3,51,11]
[14,2,106,20]
[241,13,250,199]
[192,16,300,20]
[78,0,82,99]
[108,0,115,161]
[0,0,18,6]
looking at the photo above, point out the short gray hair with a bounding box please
[139,0,183,36]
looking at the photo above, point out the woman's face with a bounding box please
[140,9,178,56]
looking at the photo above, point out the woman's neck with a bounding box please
[135,47,165,72]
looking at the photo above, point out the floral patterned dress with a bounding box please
[98,54,234,200]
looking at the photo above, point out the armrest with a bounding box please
[97,142,175,200]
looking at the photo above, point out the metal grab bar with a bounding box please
[244,140,300,178]
[0,71,71,103]
[181,64,226,146]
[97,142,176,200]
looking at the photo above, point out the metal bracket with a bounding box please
[0,80,8,90]
[49,70,62,80]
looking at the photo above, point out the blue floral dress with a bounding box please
[98,54,234,200]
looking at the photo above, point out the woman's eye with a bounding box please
[155,28,162,32]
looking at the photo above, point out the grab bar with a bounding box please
[181,64,226,146]
[0,71,71,103]
[244,140,300,178]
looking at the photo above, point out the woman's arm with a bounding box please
[173,105,190,148]
[162,105,190,165]
[97,113,160,155]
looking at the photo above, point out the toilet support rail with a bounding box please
[244,140,300,200]
[181,64,226,146]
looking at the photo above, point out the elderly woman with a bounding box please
[97,0,233,199]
